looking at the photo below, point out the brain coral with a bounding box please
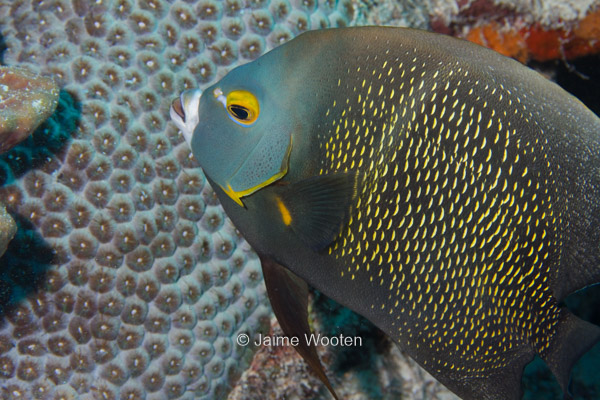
[0,1,354,399]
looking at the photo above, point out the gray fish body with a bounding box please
[180,27,600,399]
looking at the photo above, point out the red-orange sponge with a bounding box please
[465,8,600,63]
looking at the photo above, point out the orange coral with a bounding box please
[523,26,566,62]
[574,8,600,40]
[466,23,528,63]
[464,7,600,63]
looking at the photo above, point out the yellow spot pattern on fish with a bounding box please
[317,52,563,377]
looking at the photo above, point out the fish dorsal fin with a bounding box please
[275,173,356,251]
[260,255,339,400]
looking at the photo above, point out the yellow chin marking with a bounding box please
[221,183,247,207]
[220,135,293,207]
[221,171,286,207]
[275,196,292,226]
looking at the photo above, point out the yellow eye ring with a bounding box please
[225,90,260,126]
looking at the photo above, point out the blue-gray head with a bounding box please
[169,45,312,207]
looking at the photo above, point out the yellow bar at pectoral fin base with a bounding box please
[275,196,293,226]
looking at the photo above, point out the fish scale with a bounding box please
[319,46,562,379]
[172,27,600,400]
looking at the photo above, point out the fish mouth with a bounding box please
[171,96,185,121]
[170,89,202,146]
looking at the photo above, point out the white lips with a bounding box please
[169,89,203,147]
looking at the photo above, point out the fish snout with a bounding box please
[171,96,185,122]
[170,89,203,146]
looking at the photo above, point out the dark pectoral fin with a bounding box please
[277,173,357,251]
[260,255,339,400]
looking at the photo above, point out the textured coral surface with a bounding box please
[0,1,354,399]
[360,0,600,63]
[427,0,599,29]
[434,0,600,62]
[462,8,600,63]
[230,296,459,400]
[0,205,16,258]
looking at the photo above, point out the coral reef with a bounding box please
[462,8,600,63]
[430,0,600,63]
[0,66,59,154]
[0,204,16,258]
[353,0,431,29]
[230,294,459,400]
[358,0,600,63]
[428,0,599,29]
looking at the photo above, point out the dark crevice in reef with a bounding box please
[0,214,55,318]
[531,54,600,117]
[0,90,81,317]
[0,32,6,65]
[312,290,396,399]
[553,54,600,117]
[0,90,81,185]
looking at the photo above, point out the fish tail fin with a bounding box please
[542,310,600,398]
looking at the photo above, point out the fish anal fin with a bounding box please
[433,349,532,400]
[542,309,600,398]
[277,172,357,251]
[260,255,339,400]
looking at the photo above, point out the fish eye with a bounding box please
[225,90,259,126]
[228,104,250,120]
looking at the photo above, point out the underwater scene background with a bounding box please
[0,0,599,399]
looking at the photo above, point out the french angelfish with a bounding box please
[171,27,600,400]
